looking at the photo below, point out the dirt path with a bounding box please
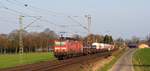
[109,48,137,71]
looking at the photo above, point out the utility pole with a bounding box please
[19,15,24,54]
[18,15,41,54]
[85,14,91,35]
[85,14,92,47]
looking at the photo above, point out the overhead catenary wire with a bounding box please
[5,0,47,16]
[2,0,31,16]
[1,9,62,31]
[1,0,88,36]
[5,1,86,25]
[0,4,60,28]
[7,0,67,17]
[68,16,88,30]
[0,0,63,35]
[4,0,76,28]
[24,16,42,29]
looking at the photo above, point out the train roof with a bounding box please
[58,37,79,41]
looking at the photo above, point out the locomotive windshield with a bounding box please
[55,41,66,46]
[92,45,96,48]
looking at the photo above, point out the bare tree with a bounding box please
[146,34,150,46]
[115,37,125,48]
[131,36,140,44]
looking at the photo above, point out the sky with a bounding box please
[0,0,150,39]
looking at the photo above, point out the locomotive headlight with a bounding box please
[61,48,67,50]
[55,48,60,50]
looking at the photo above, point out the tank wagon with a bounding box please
[92,43,114,51]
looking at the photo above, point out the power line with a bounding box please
[2,0,89,37]
[2,6,28,16]
[8,0,67,17]
[24,16,42,29]
[68,16,88,30]
[5,0,44,16]
[4,0,78,29]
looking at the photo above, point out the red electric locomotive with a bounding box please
[54,37,83,59]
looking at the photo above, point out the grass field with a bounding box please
[133,48,150,71]
[0,52,55,69]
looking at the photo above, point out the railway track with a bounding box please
[1,52,111,71]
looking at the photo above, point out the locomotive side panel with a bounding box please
[54,40,83,59]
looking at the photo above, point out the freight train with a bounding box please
[53,37,115,60]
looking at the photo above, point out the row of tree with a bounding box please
[0,28,57,53]
[0,27,116,54]
[82,34,114,46]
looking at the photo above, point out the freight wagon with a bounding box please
[92,43,114,51]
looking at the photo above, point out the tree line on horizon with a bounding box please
[2,28,146,54]
[0,28,57,53]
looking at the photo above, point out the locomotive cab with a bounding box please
[54,41,67,52]
[54,37,83,60]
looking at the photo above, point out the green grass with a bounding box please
[0,52,55,69]
[99,48,127,71]
[133,48,150,71]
